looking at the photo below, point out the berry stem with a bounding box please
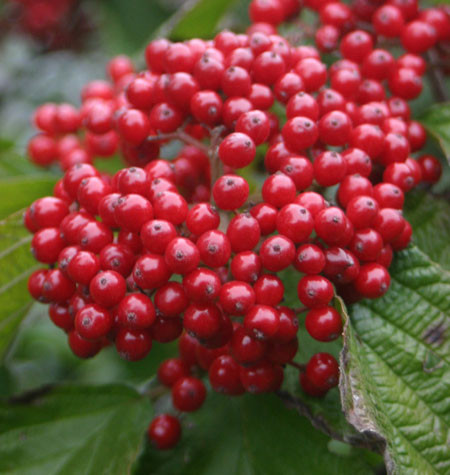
[146,384,169,401]
[294,307,308,315]
[146,129,208,152]
[208,125,226,187]
[426,49,449,103]
[287,361,306,371]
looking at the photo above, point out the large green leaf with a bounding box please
[135,392,379,475]
[0,212,37,360]
[169,0,238,40]
[341,246,450,474]
[404,191,450,270]
[0,384,152,474]
[420,103,450,161]
[99,0,174,55]
[0,176,56,219]
[151,0,238,42]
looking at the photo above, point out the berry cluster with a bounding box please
[25,0,444,451]
[5,0,90,50]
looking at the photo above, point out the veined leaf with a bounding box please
[0,384,152,475]
[135,392,379,475]
[420,102,450,161]
[341,246,450,474]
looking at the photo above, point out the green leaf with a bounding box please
[0,212,37,361]
[0,176,56,219]
[155,0,238,41]
[404,191,450,270]
[420,102,450,161]
[341,246,450,474]
[0,146,51,179]
[135,392,379,475]
[98,0,174,55]
[0,384,152,474]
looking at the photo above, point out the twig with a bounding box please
[8,384,54,404]
[276,390,384,453]
[208,125,226,186]
[426,49,449,103]
[294,307,308,315]
[146,129,208,153]
[287,361,306,371]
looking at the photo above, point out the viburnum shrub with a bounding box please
[24,0,446,452]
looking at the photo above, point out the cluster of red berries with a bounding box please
[25,0,444,451]
[5,0,89,50]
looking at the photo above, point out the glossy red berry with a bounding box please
[260,235,295,272]
[75,304,112,340]
[148,414,181,450]
[282,116,318,152]
[172,376,206,412]
[183,303,222,340]
[154,282,188,318]
[158,358,191,387]
[68,330,102,359]
[354,263,390,298]
[116,328,153,361]
[244,305,280,340]
[117,293,156,329]
[209,355,244,396]
[165,237,200,274]
[89,270,127,308]
[213,175,249,211]
[67,251,100,285]
[297,275,334,309]
[294,244,325,274]
[306,352,339,390]
[183,268,222,303]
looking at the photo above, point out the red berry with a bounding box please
[313,150,347,186]
[183,303,222,341]
[68,330,102,359]
[90,270,126,308]
[31,227,65,264]
[262,173,296,208]
[253,274,284,306]
[260,235,295,271]
[220,281,255,316]
[213,175,249,211]
[165,237,200,274]
[318,111,352,147]
[354,263,390,298]
[227,213,261,253]
[183,268,222,303]
[239,361,283,393]
[116,328,153,361]
[133,254,172,289]
[67,251,100,285]
[148,414,181,450]
[244,305,280,340]
[282,117,318,152]
[219,132,256,169]
[172,376,206,412]
[297,275,334,309]
[75,304,112,340]
[294,244,325,274]
[158,358,191,387]
[154,282,188,318]
[306,352,339,390]
[418,155,442,183]
[209,355,244,396]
